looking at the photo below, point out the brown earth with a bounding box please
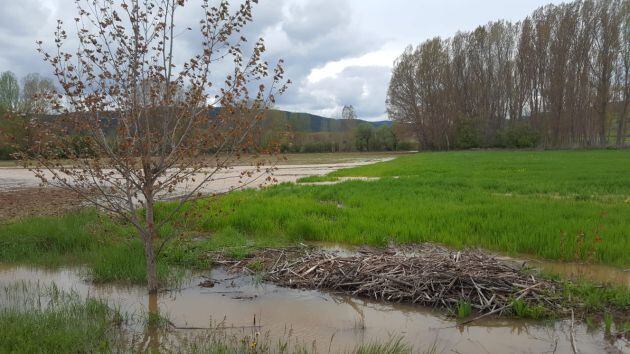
[0,188,87,220]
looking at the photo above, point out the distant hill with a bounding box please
[263,109,391,133]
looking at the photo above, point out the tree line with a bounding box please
[269,123,410,153]
[388,0,629,150]
[0,71,57,158]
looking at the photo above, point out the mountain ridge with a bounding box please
[264,109,392,133]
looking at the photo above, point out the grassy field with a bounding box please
[2,150,630,269]
[189,150,630,267]
[1,150,630,331]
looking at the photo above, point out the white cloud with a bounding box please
[0,0,566,121]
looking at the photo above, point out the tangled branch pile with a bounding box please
[217,245,563,317]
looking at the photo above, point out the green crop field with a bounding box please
[190,150,630,267]
[2,150,629,280]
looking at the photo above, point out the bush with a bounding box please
[496,122,540,148]
[0,145,14,160]
[395,140,417,151]
[455,120,482,149]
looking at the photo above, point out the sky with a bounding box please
[0,0,565,121]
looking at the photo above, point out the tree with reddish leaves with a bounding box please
[26,0,288,293]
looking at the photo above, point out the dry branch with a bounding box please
[215,244,563,317]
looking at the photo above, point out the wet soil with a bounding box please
[0,187,87,220]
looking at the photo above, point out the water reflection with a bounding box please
[142,293,160,352]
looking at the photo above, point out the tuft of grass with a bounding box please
[296,175,340,183]
[0,283,124,353]
[354,337,412,354]
[562,281,630,312]
[90,241,173,285]
[457,301,472,318]
[511,299,548,319]
[604,313,614,334]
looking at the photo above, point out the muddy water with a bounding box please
[0,265,627,353]
[529,260,630,287]
[0,160,390,195]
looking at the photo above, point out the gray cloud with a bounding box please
[280,65,390,120]
[1,0,566,121]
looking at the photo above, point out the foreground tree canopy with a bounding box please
[388,0,630,150]
[21,0,287,293]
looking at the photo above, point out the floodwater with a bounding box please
[0,264,627,353]
[0,160,390,195]
[530,259,630,288]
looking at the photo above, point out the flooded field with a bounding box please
[0,160,391,194]
[0,264,627,353]
[530,259,630,288]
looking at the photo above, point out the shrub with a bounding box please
[455,119,483,149]
[496,122,540,148]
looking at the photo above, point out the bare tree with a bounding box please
[20,73,57,114]
[616,0,630,146]
[387,46,426,148]
[0,71,20,111]
[341,105,357,120]
[25,0,288,293]
[388,0,628,150]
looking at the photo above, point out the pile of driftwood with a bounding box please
[215,244,562,317]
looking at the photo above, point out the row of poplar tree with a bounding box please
[387,0,629,149]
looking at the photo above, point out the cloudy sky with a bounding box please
[1,0,564,121]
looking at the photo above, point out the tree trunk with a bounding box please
[617,102,628,147]
[600,105,608,147]
[144,234,158,294]
[144,197,159,294]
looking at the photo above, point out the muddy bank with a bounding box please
[0,187,87,219]
[1,264,627,353]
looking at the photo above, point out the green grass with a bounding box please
[0,211,97,265]
[511,299,548,319]
[561,280,630,312]
[456,300,472,318]
[1,150,629,282]
[0,283,124,353]
[0,281,420,354]
[354,337,413,354]
[0,210,179,285]
[296,175,340,183]
[190,150,630,267]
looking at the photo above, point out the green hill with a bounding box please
[263,109,391,133]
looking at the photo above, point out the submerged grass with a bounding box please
[0,282,125,353]
[0,282,422,353]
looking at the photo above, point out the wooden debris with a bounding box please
[214,244,562,317]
